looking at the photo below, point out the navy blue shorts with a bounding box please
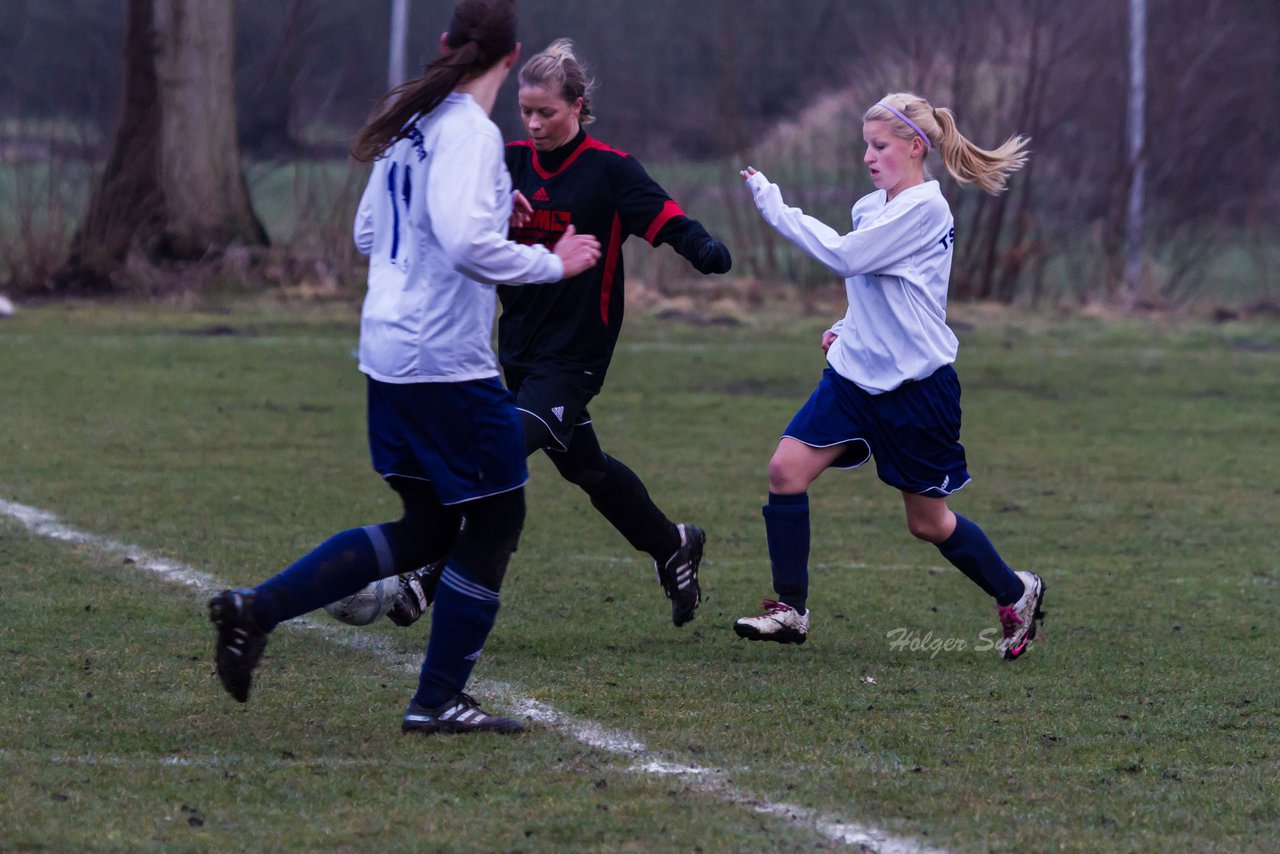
[503,365,601,452]
[783,365,971,497]
[366,376,528,505]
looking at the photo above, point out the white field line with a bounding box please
[1,498,943,854]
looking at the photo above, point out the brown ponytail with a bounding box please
[351,0,518,162]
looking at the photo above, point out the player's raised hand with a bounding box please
[553,224,601,278]
[510,190,533,229]
[739,166,759,180]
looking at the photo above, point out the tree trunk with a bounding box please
[59,0,163,290]
[152,0,266,258]
[57,0,266,291]
[238,0,305,156]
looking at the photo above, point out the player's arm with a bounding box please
[821,317,846,352]
[352,165,379,256]
[429,131,568,285]
[616,156,731,275]
[657,217,732,275]
[742,168,919,279]
[504,143,533,230]
[510,190,533,229]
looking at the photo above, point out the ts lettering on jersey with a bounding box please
[938,226,956,251]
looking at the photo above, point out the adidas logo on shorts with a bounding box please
[552,405,565,422]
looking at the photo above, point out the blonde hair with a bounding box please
[864,92,1030,195]
[518,38,596,125]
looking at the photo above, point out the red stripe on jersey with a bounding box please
[643,200,686,245]
[599,214,623,325]
[512,135,632,181]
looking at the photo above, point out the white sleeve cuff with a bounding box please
[746,171,770,194]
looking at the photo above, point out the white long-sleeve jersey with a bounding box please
[746,171,959,394]
[353,93,564,384]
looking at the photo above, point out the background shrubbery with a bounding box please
[2,0,1278,310]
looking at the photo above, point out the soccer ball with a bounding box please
[323,576,401,626]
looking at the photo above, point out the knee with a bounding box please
[554,453,608,490]
[906,517,937,542]
[767,455,803,494]
[383,483,459,567]
[451,490,525,589]
[906,514,952,544]
[473,489,525,543]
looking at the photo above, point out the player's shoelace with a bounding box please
[454,693,482,713]
[436,693,501,725]
[998,604,1024,637]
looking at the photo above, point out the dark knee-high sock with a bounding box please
[414,563,500,708]
[764,492,810,612]
[936,514,1023,605]
[252,525,396,630]
[581,456,680,561]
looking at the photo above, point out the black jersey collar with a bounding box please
[530,127,590,179]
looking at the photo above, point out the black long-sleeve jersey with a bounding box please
[499,128,725,382]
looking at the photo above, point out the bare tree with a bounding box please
[57,0,266,291]
[237,0,309,155]
[9,0,1276,306]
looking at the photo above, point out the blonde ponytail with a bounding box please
[865,93,1030,195]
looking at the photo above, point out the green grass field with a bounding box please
[1,301,1277,852]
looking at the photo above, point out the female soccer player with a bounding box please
[207,0,601,734]
[732,93,1046,659]
[390,40,732,630]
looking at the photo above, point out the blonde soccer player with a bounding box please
[734,93,1045,659]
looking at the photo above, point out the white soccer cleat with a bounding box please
[733,598,809,645]
[997,570,1046,660]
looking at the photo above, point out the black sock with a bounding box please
[579,455,680,561]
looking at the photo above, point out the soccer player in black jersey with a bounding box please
[388,38,731,630]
